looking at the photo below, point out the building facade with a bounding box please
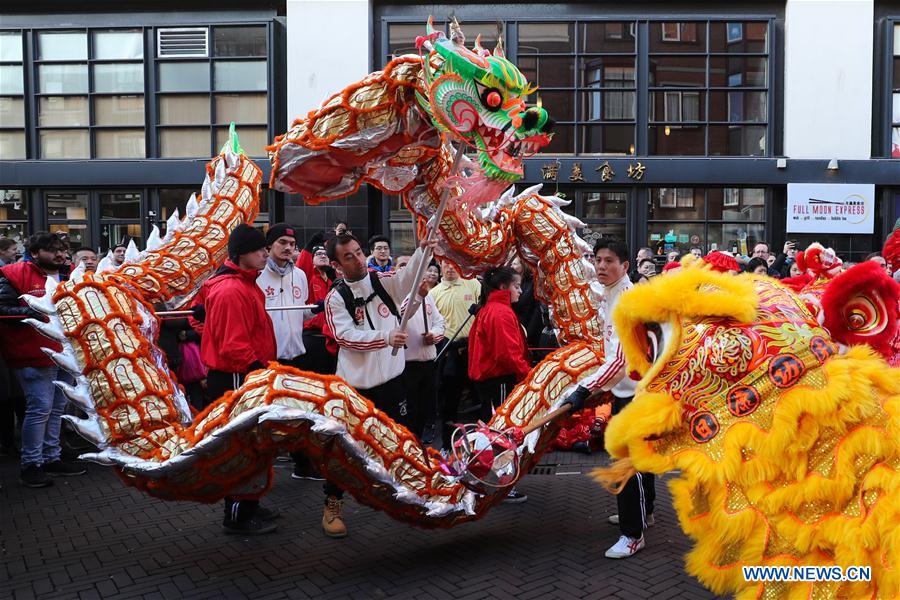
[0,2,289,252]
[2,0,899,263]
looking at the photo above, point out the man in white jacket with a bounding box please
[256,223,310,367]
[324,233,431,419]
[321,232,430,536]
[561,238,654,560]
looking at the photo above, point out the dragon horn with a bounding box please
[449,16,465,45]
[473,34,490,57]
[494,33,506,58]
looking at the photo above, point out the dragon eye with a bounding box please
[481,88,503,111]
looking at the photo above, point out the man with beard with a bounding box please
[0,232,87,487]
[322,233,431,536]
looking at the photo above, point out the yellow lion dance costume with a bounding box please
[601,263,900,599]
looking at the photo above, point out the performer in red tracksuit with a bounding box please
[467,266,531,503]
[197,224,278,535]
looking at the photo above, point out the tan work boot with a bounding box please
[322,495,347,538]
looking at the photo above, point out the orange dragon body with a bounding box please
[27,20,607,527]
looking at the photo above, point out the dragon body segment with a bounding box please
[30,21,608,527]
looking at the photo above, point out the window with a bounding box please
[0,189,27,252]
[46,192,90,250]
[36,32,89,158]
[648,187,765,256]
[385,194,416,256]
[0,31,26,159]
[99,192,143,250]
[156,25,269,157]
[649,21,768,156]
[519,21,637,155]
[581,189,628,246]
[892,24,900,157]
[34,29,146,159]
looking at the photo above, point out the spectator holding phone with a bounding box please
[768,240,798,279]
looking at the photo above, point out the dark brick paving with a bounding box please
[1,451,722,599]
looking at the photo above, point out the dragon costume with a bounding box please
[22,18,900,598]
[26,19,605,527]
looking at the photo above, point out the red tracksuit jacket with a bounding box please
[467,289,531,382]
[0,261,63,368]
[199,261,276,373]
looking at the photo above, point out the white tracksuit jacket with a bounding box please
[256,262,309,361]
[324,248,426,389]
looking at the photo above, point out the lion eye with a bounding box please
[643,322,663,364]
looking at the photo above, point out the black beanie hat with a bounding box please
[265,223,297,246]
[227,224,267,258]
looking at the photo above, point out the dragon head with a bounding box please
[603,265,842,474]
[415,17,553,182]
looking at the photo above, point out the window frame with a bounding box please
[6,21,274,161]
[32,28,147,160]
[0,30,27,159]
[646,186,768,255]
[885,18,899,158]
[154,23,270,158]
[516,20,638,156]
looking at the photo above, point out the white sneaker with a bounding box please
[608,513,654,526]
[605,535,645,559]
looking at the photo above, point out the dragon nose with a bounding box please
[521,108,539,131]
[540,116,555,133]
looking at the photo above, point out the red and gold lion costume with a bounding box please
[598,258,900,599]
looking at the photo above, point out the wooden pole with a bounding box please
[519,391,613,437]
[391,143,466,356]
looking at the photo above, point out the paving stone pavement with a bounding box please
[1,451,723,599]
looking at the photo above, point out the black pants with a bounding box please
[474,375,517,424]
[359,375,408,427]
[295,333,337,375]
[612,395,656,539]
[183,381,206,413]
[0,357,25,452]
[208,369,260,525]
[275,358,344,501]
[402,360,436,439]
[436,339,471,449]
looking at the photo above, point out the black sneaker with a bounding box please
[255,505,281,521]
[222,518,278,535]
[291,463,325,481]
[19,464,53,488]
[43,460,87,476]
[503,488,528,504]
